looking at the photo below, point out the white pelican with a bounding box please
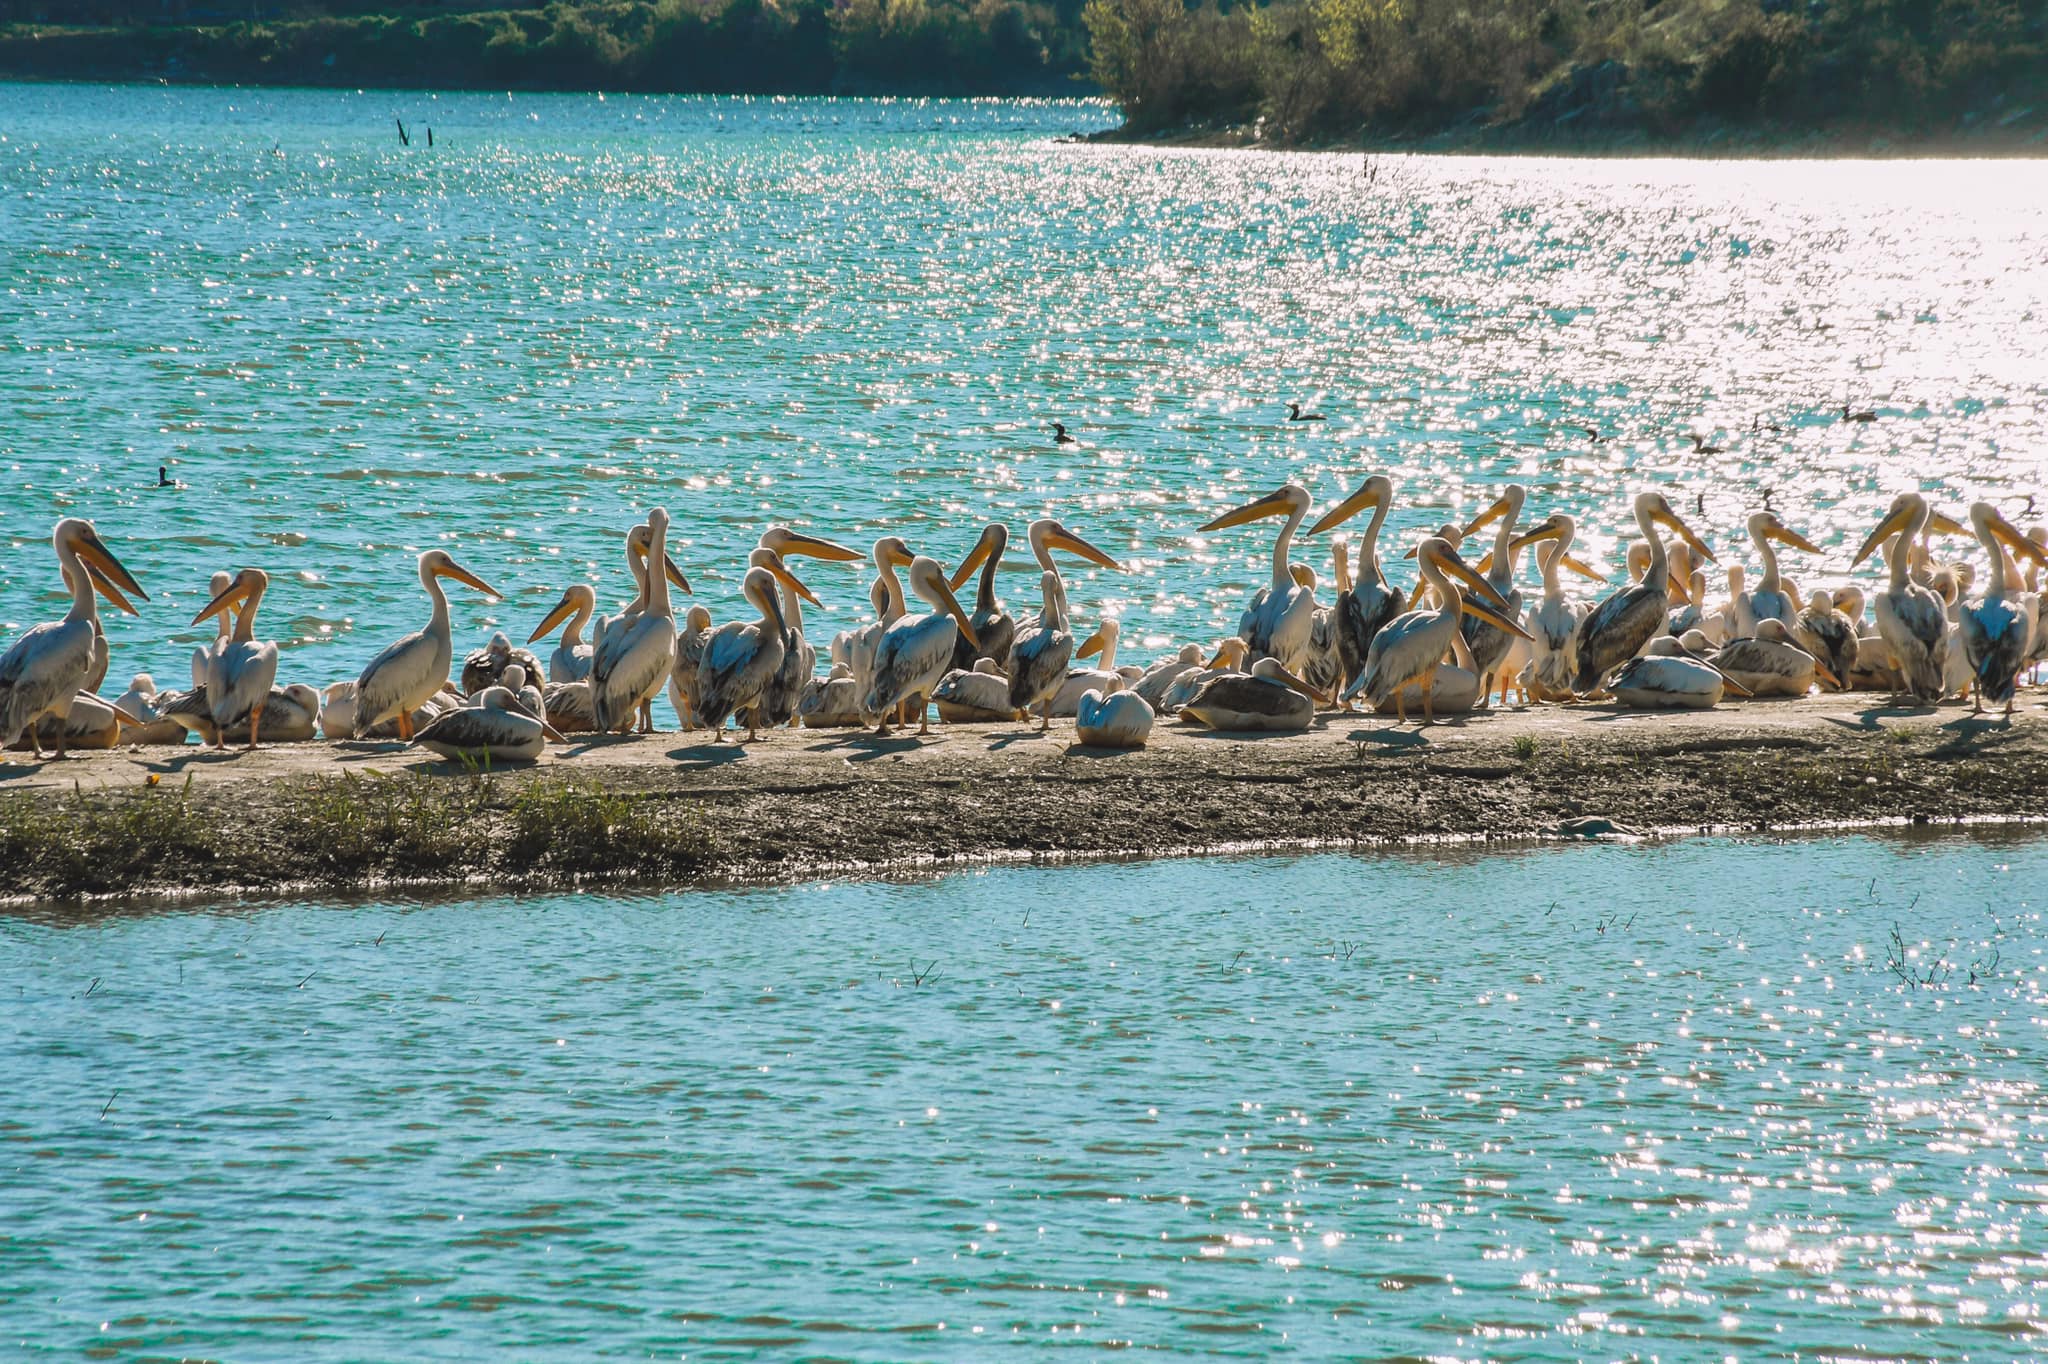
[111,674,187,745]
[668,604,716,729]
[752,547,828,728]
[865,556,980,735]
[1790,592,1859,692]
[1731,511,1821,638]
[414,685,563,764]
[1005,519,1123,730]
[1158,638,1252,714]
[590,520,691,726]
[496,663,546,719]
[1305,474,1401,695]
[0,518,148,760]
[1572,493,1715,693]
[591,507,682,735]
[193,567,280,750]
[698,561,814,742]
[1183,657,1324,732]
[798,662,867,728]
[934,658,1019,723]
[462,631,544,697]
[1715,619,1833,696]
[1299,558,1347,701]
[527,583,597,684]
[11,693,121,752]
[223,683,321,744]
[1609,649,1728,710]
[1508,514,1592,702]
[1201,484,1315,669]
[192,569,234,686]
[1455,485,1533,708]
[1052,617,1124,716]
[353,550,500,741]
[543,679,597,733]
[1959,500,2048,716]
[1076,688,1154,748]
[1132,643,1205,711]
[1358,538,1530,725]
[947,522,1017,670]
[848,538,915,698]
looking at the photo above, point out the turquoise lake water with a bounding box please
[4,85,2046,693]
[4,831,2046,1358]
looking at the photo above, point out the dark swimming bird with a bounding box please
[1286,402,1325,423]
[1689,433,1724,455]
[1051,422,1076,445]
[1841,402,1877,424]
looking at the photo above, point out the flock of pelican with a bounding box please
[3,480,2045,764]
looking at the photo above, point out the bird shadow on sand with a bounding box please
[1338,723,1432,749]
[1820,702,1943,733]
[803,732,935,762]
[1934,713,2025,751]
[663,741,753,769]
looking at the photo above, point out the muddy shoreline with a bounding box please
[6,696,2046,907]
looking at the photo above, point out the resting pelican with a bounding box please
[223,683,321,744]
[947,522,1017,670]
[1508,514,1589,702]
[1573,492,1715,693]
[543,679,596,733]
[699,563,814,742]
[798,663,866,728]
[1305,474,1400,694]
[1133,643,1205,711]
[192,568,280,750]
[668,604,715,729]
[1158,638,1252,714]
[1731,511,1820,637]
[1202,484,1315,670]
[755,546,831,728]
[11,694,121,752]
[462,631,544,697]
[865,557,979,735]
[415,685,564,764]
[1359,538,1529,725]
[1076,688,1154,747]
[496,663,546,719]
[591,508,682,734]
[933,659,1018,723]
[1609,648,1728,710]
[1006,519,1124,730]
[1052,617,1124,715]
[0,519,148,760]
[527,583,597,683]
[111,674,187,745]
[1456,484,1531,707]
[1791,592,1859,692]
[1183,657,1324,732]
[1959,500,2048,716]
[353,550,500,741]
[1715,619,1833,696]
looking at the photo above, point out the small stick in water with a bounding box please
[395,117,409,147]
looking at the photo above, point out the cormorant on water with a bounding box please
[1051,421,1076,445]
[1286,402,1325,422]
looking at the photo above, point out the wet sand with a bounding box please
[4,696,2045,903]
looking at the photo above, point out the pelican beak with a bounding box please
[77,561,141,618]
[1047,523,1122,571]
[1076,625,1108,660]
[190,573,251,626]
[1993,518,2048,567]
[662,553,692,596]
[766,555,823,609]
[1459,492,1514,540]
[1436,549,1516,612]
[74,525,149,604]
[948,532,998,591]
[1667,567,1690,595]
[932,574,979,651]
[1267,660,1327,706]
[1507,520,1567,553]
[527,590,580,645]
[1770,523,1824,555]
[1653,508,1717,564]
[542,721,569,745]
[1306,481,1384,536]
[1289,564,1314,588]
[1925,509,1966,537]
[1201,488,1295,534]
[438,559,501,599]
[883,541,917,570]
[776,531,863,563]
[1204,642,1232,667]
[1716,669,1756,699]
[1814,661,1843,690]
[1852,504,1914,568]
[1459,596,1534,641]
[1561,555,1607,584]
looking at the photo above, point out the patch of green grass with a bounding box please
[273,773,482,879]
[1510,735,1539,762]
[0,777,218,898]
[506,778,712,879]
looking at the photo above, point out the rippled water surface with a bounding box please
[5,831,2048,1357]
[3,85,2047,689]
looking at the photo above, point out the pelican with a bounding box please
[848,538,915,699]
[697,561,814,743]
[223,683,321,744]
[111,674,187,745]
[1508,514,1590,702]
[1959,500,2048,716]
[1300,559,1347,701]
[947,522,1017,670]
[191,568,280,750]
[543,679,597,733]
[1609,646,1729,710]
[462,631,544,697]
[1731,511,1821,637]
[1158,638,1251,714]
[192,569,234,686]
[0,519,148,760]
[1052,617,1125,716]
[1791,592,1860,692]
[1358,538,1530,725]
[1202,484,1315,670]
[527,583,597,683]
[933,659,1019,723]
[1305,474,1400,695]
[1076,688,1154,748]
[1456,484,1531,708]
[11,693,121,752]
[1183,657,1324,732]
[1572,492,1715,693]
[798,663,867,728]
[865,557,979,735]
[591,507,682,735]
[1716,620,1832,696]
[1132,643,1206,711]
[1006,519,1124,731]
[591,520,691,730]
[496,663,546,719]
[353,550,500,741]
[755,546,832,728]
[414,685,564,764]
[668,604,715,729]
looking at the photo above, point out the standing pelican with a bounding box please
[195,568,280,749]
[947,522,1017,670]
[754,527,862,728]
[352,550,500,741]
[849,538,916,700]
[591,508,681,735]
[1006,519,1124,731]
[591,521,692,722]
[0,519,149,760]
[527,583,597,683]
[1201,485,1315,669]
[1456,485,1530,708]
[697,562,813,743]
[1508,514,1595,702]
[864,557,980,735]
[1731,511,1821,638]
[668,604,716,729]
[1572,492,1715,693]
[1305,474,1400,694]
[1358,538,1530,725]
[1959,500,2048,716]
[192,569,234,686]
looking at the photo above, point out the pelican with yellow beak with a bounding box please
[1573,492,1716,693]
[756,527,863,728]
[849,537,916,702]
[1006,518,1124,731]
[1851,493,1958,702]
[352,549,501,741]
[698,562,810,742]
[947,522,1016,670]
[1507,514,1602,702]
[1359,538,1531,725]
[591,521,692,703]
[591,508,683,735]
[0,519,148,760]
[1732,510,1822,638]
[194,567,280,749]
[527,583,597,684]
[865,556,980,736]
[1305,474,1399,695]
[1201,484,1316,670]
[1455,485,1530,708]
[1960,500,2048,716]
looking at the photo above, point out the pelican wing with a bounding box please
[355,627,448,736]
[0,619,93,744]
[415,706,546,762]
[866,614,959,717]
[1337,581,1400,690]
[1459,584,1525,680]
[1963,599,2030,702]
[1357,607,1452,705]
[1006,621,1073,711]
[208,638,280,729]
[1875,586,1947,699]
[591,614,677,732]
[1573,584,1665,691]
[697,622,783,729]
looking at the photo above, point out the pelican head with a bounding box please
[1306,474,1392,537]
[64,558,143,618]
[750,547,822,607]
[1853,493,1949,567]
[874,536,916,571]
[527,582,597,645]
[1249,656,1329,706]
[190,566,268,626]
[1970,500,2048,568]
[626,523,692,595]
[1028,518,1122,570]
[1207,637,1251,669]
[908,556,979,650]
[1508,513,1608,583]
[1636,491,1717,563]
[420,549,501,599]
[1459,485,1527,539]
[948,522,1011,590]
[684,604,713,632]
[759,525,864,563]
[1289,563,1316,589]
[1414,537,1531,638]
[1748,509,1822,556]
[55,518,148,608]
[1201,485,1309,535]
[1076,617,1120,660]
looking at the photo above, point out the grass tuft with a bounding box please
[506,778,712,878]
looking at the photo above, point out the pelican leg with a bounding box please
[916,696,931,737]
[1038,701,1051,734]
[1421,665,1439,727]
[248,710,262,752]
[1394,687,1407,727]
[1475,672,1492,711]
[397,709,414,742]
